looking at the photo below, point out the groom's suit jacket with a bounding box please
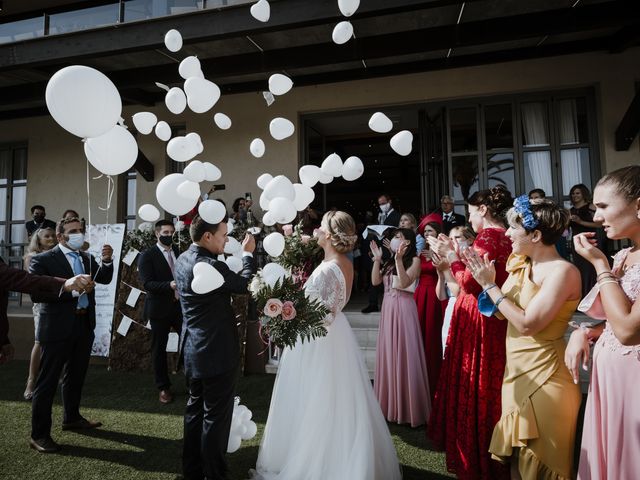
[174,244,255,379]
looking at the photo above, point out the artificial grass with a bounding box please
[0,361,453,479]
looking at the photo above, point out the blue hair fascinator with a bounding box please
[513,195,539,230]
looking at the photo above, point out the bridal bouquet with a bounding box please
[277,223,323,287]
[249,272,329,349]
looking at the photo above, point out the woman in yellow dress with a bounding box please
[464,196,582,480]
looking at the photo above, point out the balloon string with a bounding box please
[85,159,93,277]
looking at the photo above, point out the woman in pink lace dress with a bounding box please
[565,165,640,479]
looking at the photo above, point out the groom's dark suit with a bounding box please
[175,244,255,480]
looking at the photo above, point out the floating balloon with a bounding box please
[203,162,222,181]
[321,153,343,178]
[259,192,270,210]
[214,113,232,130]
[262,210,276,226]
[268,74,293,96]
[156,173,198,216]
[225,256,243,274]
[167,136,197,162]
[155,121,171,141]
[184,160,206,183]
[250,138,265,158]
[332,21,353,45]
[192,262,224,294]
[298,165,322,187]
[342,156,364,181]
[269,117,295,141]
[138,204,160,222]
[338,0,360,17]
[293,183,315,211]
[257,173,273,190]
[179,56,202,80]
[46,65,122,139]
[318,169,333,184]
[198,200,227,224]
[185,77,221,114]
[264,175,295,201]
[177,180,201,202]
[268,197,297,224]
[262,262,288,287]
[368,112,393,133]
[84,125,138,176]
[186,132,204,155]
[263,232,285,257]
[165,87,187,114]
[390,130,413,156]
[164,29,183,52]
[132,112,157,135]
[225,237,241,255]
[250,0,270,22]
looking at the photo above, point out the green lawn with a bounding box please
[0,360,453,479]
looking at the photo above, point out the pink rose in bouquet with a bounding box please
[281,301,297,320]
[300,235,311,245]
[282,224,294,236]
[264,298,283,318]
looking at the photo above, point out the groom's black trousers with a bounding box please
[183,368,237,480]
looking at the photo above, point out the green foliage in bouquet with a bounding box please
[277,223,323,286]
[250,273,329,349]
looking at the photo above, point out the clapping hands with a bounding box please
[462,248,496,287]
[370,241,383,262]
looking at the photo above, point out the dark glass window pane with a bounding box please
[11,186,26,221]
[11,223,26,245]
[484,104,513,150]
[0,17,44,44]
[558,98,589,145]
[487,153,515,194]
[452,155,479,202]
[49,4,119,35]
[561,148,591,196]
[13,148,27,183]
[0,188,6,221]
[450,108,477,153]
[0,150,9,186]
[523,151,553,197]
[521,102,550,147]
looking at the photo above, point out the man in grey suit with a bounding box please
[174,214,255,480]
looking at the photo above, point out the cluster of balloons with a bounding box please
[227,397,258,453]
[333,0,360,45]
[368,111,413,156]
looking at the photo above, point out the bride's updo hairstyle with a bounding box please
[467,184,514,225]
[506,198,570,246]
[596,165,640,202]
[322,210,358,254]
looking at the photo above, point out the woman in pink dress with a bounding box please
[372,228,431,427]
[565,165,640,479]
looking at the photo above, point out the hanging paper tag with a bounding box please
[126,287,143,307]
[166,332,179,352]
[122,249,139,266]
[117,316,133,336]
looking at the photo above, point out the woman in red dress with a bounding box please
[414,213,445,397]
[427,186,513,480]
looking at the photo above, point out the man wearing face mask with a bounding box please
[28,216,114,453]
[137,220,183,404]
[25,205,57,238]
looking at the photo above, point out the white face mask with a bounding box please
[66,233,85,251]
[390,238,403,253]
[380,203,391,213]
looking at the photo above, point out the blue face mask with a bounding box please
[66,233,85,251]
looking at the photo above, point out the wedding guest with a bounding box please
[439,195,466,234]
[564,165,640,479]
[528,188,546,200]
[22,227,57,401]
[400,213,425,253]
[428,185,513,480]
[25,205,56,238]
[467,196,581,479]
[372,228,431,426]
[232,196,253,223]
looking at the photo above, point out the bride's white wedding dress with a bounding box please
[250,261,402,480]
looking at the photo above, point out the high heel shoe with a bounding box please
[24,379,35,401]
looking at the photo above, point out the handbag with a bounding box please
[577,284,606,320]
[391,275,417,293]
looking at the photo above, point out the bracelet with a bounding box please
[597,275,616,284]
[494,295,507,308]
[481,284,498,294]
[598,279,619,287]
[596,271,613,279]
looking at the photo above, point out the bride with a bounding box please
[250,211,402,480]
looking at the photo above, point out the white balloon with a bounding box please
[184,77,221,114]
[155,121,171,141]
[167,136,197,162]
[138,204,160,222]
[186,132,204,154]
[250,0,270,22]
[213,113,232,130]
[132,112,157,135]
[165,87,187,114]
[177,180,201,201]
[179,56,202,80]
[84,125,138,176]
[342,156,364,181]
[262,210,276,226]
[263,232,285,257]
[332,21,353,45]
[138,222,153,232]
[192,262,224,294]
[174,220,185,232]
[225,256,243,274]
[263,175,295,201]
[259,192,271,210]
[156,173,198,216]
[257,173,273,190]
[45,65,122,139]
[164,29,183,52]
[338,0,360,17]
[250,138,265,158]
[241,421,258,440]
[203,162,222,181]
[269,117,295,141]
[227,218,235,234]
[268,197,297,224]
[268,74,293,96]
[198,200,227,224]
[318,170,333,184]
[262,262,288,287]
[240,408,252,422]
[184,160,206,183]
[292,183,315,211]
[321,153,343,177]
[298,165,321,187]
[368,111,393,133]
[390,130,414,156]
[226,434,242,454]
[225,236,241,255]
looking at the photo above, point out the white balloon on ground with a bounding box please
[179,56,202,80]
[164,29,183,52]
[177,180,201,202]
[390,130,414,156]
[192,262,224,294]
[268,74,293,96]
[264,175,295,201]
[257,173,273,190]
[138,204,160,222]
[292,183,315,211]
[261,210,276,226]
[268,197,297,224]
[227,434,242,454]
[298,165,321,187]
[332,21,353,45]
[46,65,122,139]
[263,232,285,257]
[156,173,198,216]
[185,77,221,114]
[167,136,197,162]
[262,262,288,287]
[155,121,172,141]
[203,162,222,181]
[269,117,295,141]
[213,113,232,130]
[225,256,243,274]
[338,0,360,17]
[342,156,364,181]
[83,125,138,176]
[184,160,206,183]
[250,0,270,22]
[241,421,257,440]
[250,138,265,158]
[165,87,187,114]
[132,112,157,135]
[224,237,241,255]
[321,153,343,177]
[186,132,204,154]
[368,111,393,133]
[198,200,227,224]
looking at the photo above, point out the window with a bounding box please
[0,143,28,264]
[122,169,137,231]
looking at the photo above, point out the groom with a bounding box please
[174,214,255,480]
